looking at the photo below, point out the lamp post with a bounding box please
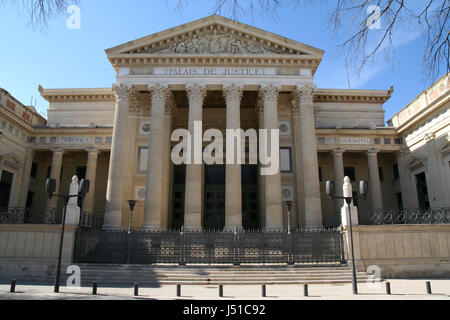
[127,200,137,264]
[326,178,367,295]
[127,200,137,234]
[45,178,90,293]
[285,201,293,234]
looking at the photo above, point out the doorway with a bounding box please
[204,165,226,230]
[0,170,13,207]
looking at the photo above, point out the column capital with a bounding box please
[294,85,317,104]
[85,147,101,155]
[367,148,379,155]
[185,83,207,103]
[50,147,65,155]
[332,148,345,155]
[223,84,244,104]
[259,84,280,103]
[112,84,134,102]
[148,83,170,104]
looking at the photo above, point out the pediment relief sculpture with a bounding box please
[125,29,295,55]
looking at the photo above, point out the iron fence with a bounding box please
[0,207,57,224]
[73,228,345,265]
[368,207,450,225]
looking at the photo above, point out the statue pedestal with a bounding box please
[341,202,359,227]
[65,176,80,226]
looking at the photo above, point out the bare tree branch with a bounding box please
[173,0,450,83]
[0,0,79,29]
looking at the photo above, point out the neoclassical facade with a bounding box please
[1,15,417,230]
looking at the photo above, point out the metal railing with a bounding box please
[0,207,59,224]
[73,227,345,265]
[0,207,32,224]
[368,207,450,225]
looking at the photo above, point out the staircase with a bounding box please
[54,264,369,286]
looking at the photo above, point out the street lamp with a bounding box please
[126,200,137,264]
[326,177,368,295]
[45,177,90,293]
[127,200,137,234]
[285,200,293,234]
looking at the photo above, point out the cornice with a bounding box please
[39,87,115,102]
[314,88,393,104]
[107,54,322,74]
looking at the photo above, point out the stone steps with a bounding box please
[51,264,370,286]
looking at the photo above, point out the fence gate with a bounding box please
[74,228,345,265]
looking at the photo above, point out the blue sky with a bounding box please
[0,0,439,123]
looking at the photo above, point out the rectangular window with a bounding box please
[280,147,292,173]
[396,192,403,209]
[394,138,402,145]
[318,166,323,182]
[393,163,399,180]
[378,166,384,182]
[30,162,38,178]
[415,172,430,209]
[374,138,381,145]
[344,167,356,181]
[384,138,391,144]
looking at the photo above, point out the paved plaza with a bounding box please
[1,280,449,300]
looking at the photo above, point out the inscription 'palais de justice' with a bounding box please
[167,67,265,76]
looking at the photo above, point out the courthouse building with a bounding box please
[0,15,448,231]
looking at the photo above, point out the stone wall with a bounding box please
[0,224,77,281]
[347,224,450,278]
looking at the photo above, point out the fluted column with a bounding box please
[143,84,169,230]
[295,85,323,226]
[260,85,283,230]
[184,83,207,230]
[161,97,174,229]
[332,148,345,225]
[257,99,266,228]
[18,149,35,207]
[83,148,100,215]
[121,113,138,227]
[223,84,244,230]
[291,99,304,227]
[103,84,133,229]
[367,149,383,209]
[46,148,64,210]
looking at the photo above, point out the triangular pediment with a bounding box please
[106,15,323,58]
[408,156,427,171]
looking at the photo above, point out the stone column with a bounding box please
[257,99,266,228]
[184,83,207,230]
[121,113,138,227]
[143,84,169,230]
[18,149,35,207]
[291,98,304,227]
[367,149,383,209]
[260,84,283,230]
[295,85,323,226]
[83,148,100,215]
[161,96,174,229]
[223,84,244,230]
[46,148,64,210]
[332,148,345,225]
[103,84,133,230]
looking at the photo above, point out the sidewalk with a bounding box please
[0,280,449,300]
